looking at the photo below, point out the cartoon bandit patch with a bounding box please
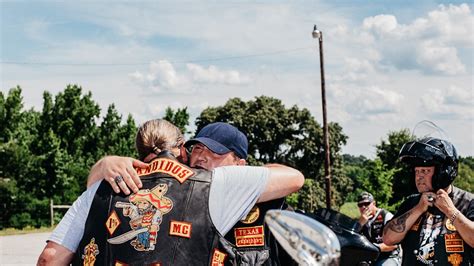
[82,238,99,266]
[107,184,173,251]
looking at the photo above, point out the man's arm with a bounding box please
[37,182,101,265]
[37,241,73,266]
[257,164,304,203]
[377,243,398,252]
[434,189,474,247]
[383,192,434,245]
[87,156,147,194]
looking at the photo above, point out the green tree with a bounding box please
[163,107,190,134]
[0,87,43,228]
[376,129,415,204]
[195,96,349,210]
[454,157,474,192]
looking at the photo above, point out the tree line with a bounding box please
[1,85,473,229]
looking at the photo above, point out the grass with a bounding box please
[339,202,360,219]
[0,226,54,236]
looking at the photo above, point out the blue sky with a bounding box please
[1,1,473,157]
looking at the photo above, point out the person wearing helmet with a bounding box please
[383,138,473,265]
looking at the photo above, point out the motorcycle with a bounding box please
[265,208,379,265]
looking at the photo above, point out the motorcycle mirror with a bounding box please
[265,210,341,266]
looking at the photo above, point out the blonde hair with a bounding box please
[135,119,184,161]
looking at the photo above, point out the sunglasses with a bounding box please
[357,202,371,208]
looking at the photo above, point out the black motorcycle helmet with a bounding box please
[399,137,458,190]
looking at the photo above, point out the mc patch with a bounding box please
[82,238,99,266]
[240,206,260,224]
[106,210,121,235]
[234,225,264,247]
[211,248,227,266]
[169,220,192,238]
[108,184,173,252]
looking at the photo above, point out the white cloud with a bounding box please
[421,85,473,120]
[129,60,189,93]
[186,64,250,85]
[360,3,472,75]
[129,60,250,93]
[332,57,376,82]
[362,14,398,37]
[329,85,404,121]
[416,41,465,75]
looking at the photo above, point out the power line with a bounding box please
[1,46,313,66]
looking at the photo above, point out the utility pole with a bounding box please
[312,25,332,209]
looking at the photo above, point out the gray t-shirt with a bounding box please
[48,165,269,252]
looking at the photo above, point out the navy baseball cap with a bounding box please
[185,122,248,159]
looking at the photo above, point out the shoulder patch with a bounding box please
[169,220,192,238]
[135,158,194,183]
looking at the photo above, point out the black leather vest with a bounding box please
[361,209,400,260]
[218,198,296,266]
[401,187,473,266]
[73,155,221,266]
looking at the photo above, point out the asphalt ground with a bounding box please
[0,232,49,265]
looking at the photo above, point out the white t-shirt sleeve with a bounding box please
[209,166,269,235]
[47,181,101,252]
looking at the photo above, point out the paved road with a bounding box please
[0,232,49,265]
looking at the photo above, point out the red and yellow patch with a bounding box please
[211,248,227,266]
[234,225,265,247]
[447,253,463,266]
[106,210,121,236]
[169,220,192,238]
[445,233,464,253]
[114,261,128,266]
[135,158,194,183]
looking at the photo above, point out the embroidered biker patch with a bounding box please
[447,253,463,266]
[135,158,194,183]
[114,260,128,266]
[240,206,260,224]
[107,184,173,251]
[445,218,457,231]
[234,225,265,247]
[82,238,99,266]
[445,233,464,253]
[211,248,227,266]
[169,220,192,238]
[106,210,121,235]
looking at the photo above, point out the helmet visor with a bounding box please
[399,140,447,165]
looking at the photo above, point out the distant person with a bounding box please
[354,191,401,265]
[383,138,473,265]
